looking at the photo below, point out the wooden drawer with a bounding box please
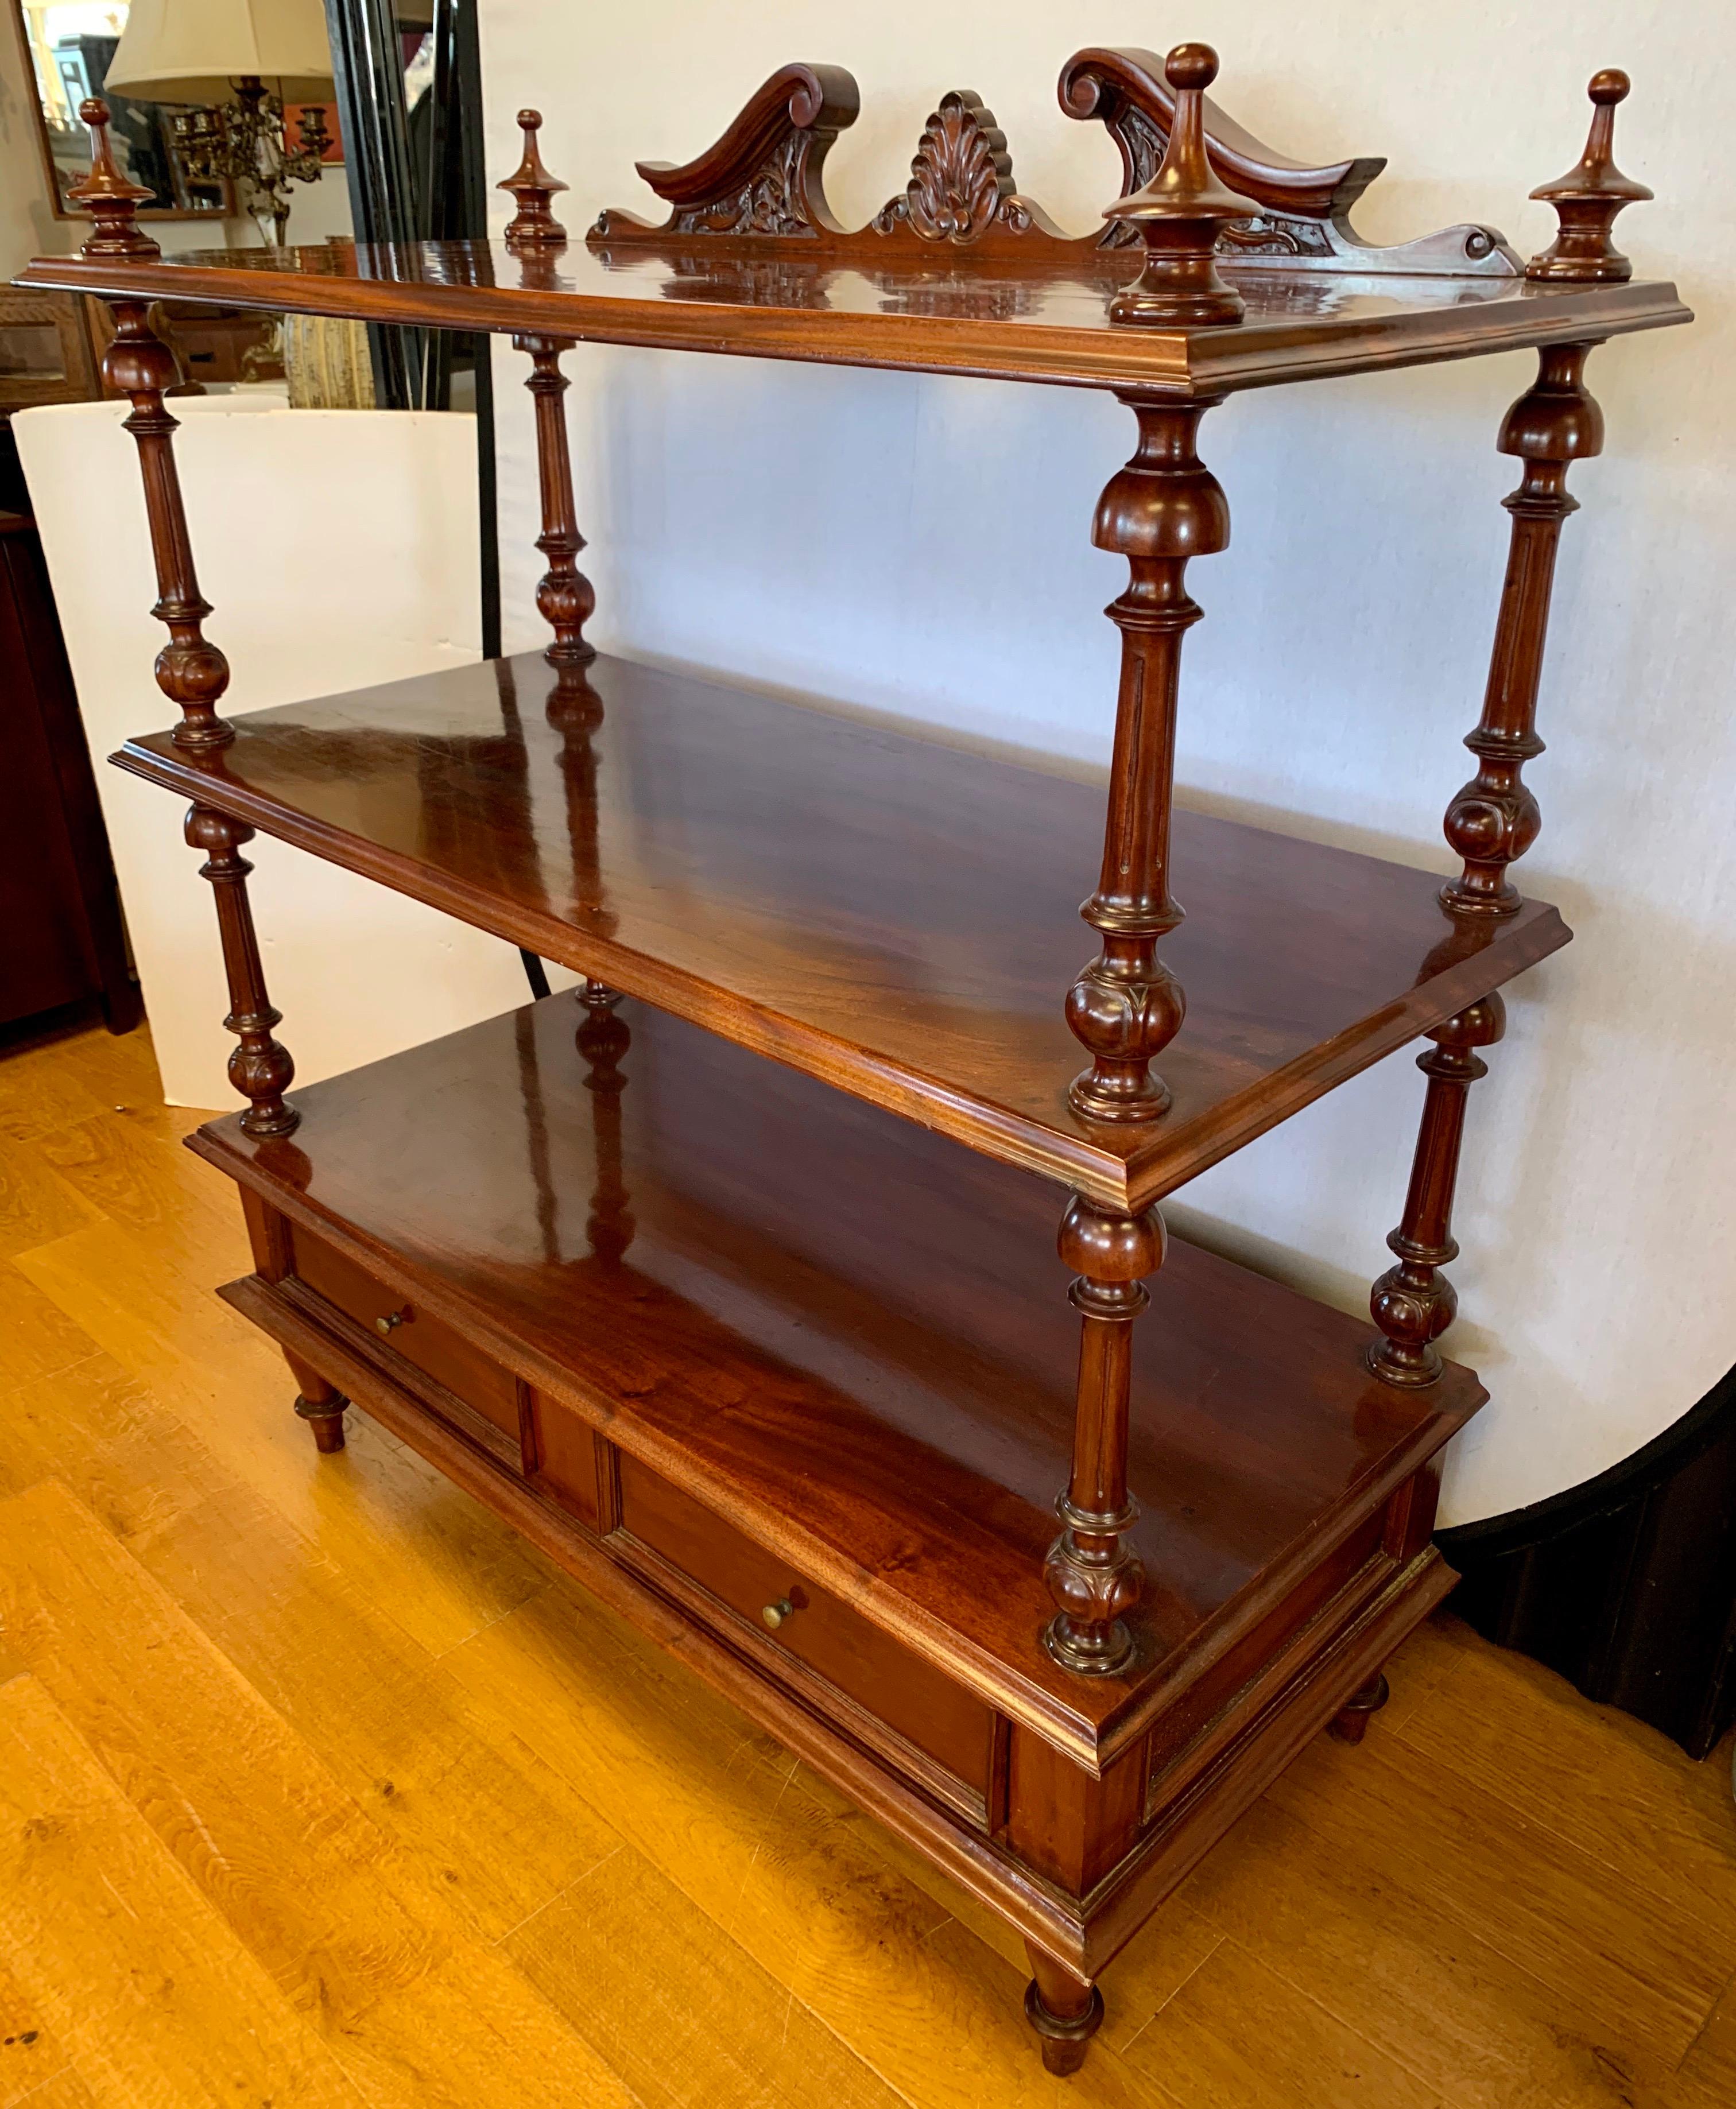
[617,1453,992,1797]
[289,1227,521,1441]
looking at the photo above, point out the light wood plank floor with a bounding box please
[1,1009,1731,2109]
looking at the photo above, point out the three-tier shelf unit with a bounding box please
[19,43,1690,2073]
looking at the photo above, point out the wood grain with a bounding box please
[113,649,1570,1212]
[0,1670,367,2108]
[13,240,1689,398]
[0,1479,640,2109]
[189,995,1481,1757]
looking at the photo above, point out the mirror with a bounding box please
[7,1,335,219]
[11,1,224,214]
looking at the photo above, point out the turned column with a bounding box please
[102,303,237,751]
[497,110,595,667]
[1366,996,1505,1386]
[514,332,596,666]
[1043,1196,1163,1674]
[74,100,231,751]
[184,805,299,1138]
[1439,344,1603,915]
[1067,396,1228,1123]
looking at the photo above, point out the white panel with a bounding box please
[15,397,547,1113]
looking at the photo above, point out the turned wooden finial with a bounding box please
[68,98,160,259]
[1102,44,1257,326]
[498,109,569,245]
[1525,69,1652,282]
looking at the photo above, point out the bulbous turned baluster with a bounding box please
[102,303,236,751]
[1526,70,1652,284]
[1366,995,1505,1387]
[1102,44,1257,327]
[1043,1196,1163,1676]
[67,98,158,258]
[1067,394,1228,1123]
[1440,344,1602,916]
[184,805,299,1138]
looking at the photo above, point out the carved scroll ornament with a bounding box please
[590,63,860,242]
[588,46,1522,280]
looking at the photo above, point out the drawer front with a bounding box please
[289,1227,521,1440]
[617,1453,991,1796]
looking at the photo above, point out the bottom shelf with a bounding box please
[190,993,1479,1980]
[191,995,1481,1749]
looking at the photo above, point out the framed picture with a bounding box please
[6,0,231,221]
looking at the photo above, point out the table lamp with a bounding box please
[102,0,335,244]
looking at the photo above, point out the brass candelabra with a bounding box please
[168,76,329,246]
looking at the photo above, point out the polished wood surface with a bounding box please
[497,108,570,246]
[1367,998,1506,1388]
[593,44,1511,283]
[181,805,297,1138]
[63,99,157,261]
[1527,71,1654,284]
[1102,46,1259,330]
[1441,341,1603,916]
[98,306,236,753]
[16,234,1688,397]
[1067,396,1227,1125]
[187,992,1481,1757]
[113,649,1568,1210]
[2,1015,1731,2109]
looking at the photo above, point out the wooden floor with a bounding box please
[1,1011,1732,2109]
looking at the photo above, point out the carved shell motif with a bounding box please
[873,90,1032,243]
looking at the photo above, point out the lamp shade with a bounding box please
[103,0,335,106]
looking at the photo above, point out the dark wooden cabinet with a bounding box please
[22,53,1690,2077]
[0,490,138,1034]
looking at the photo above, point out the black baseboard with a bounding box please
[1438,1361,1736,1759]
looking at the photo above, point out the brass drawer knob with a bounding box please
[761,1597,796,1631]
[375,1307,410,1336]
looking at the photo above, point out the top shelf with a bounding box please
[14,239,1687,398]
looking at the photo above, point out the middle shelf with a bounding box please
[118,647,1570,1209]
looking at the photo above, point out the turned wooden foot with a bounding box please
[1330,1670,1390,1745]
[1024,1943,1103,2076]
[286,1350,348,1455]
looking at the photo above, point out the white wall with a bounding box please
[16,398,542,1110]
[479,0,1734,1526]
